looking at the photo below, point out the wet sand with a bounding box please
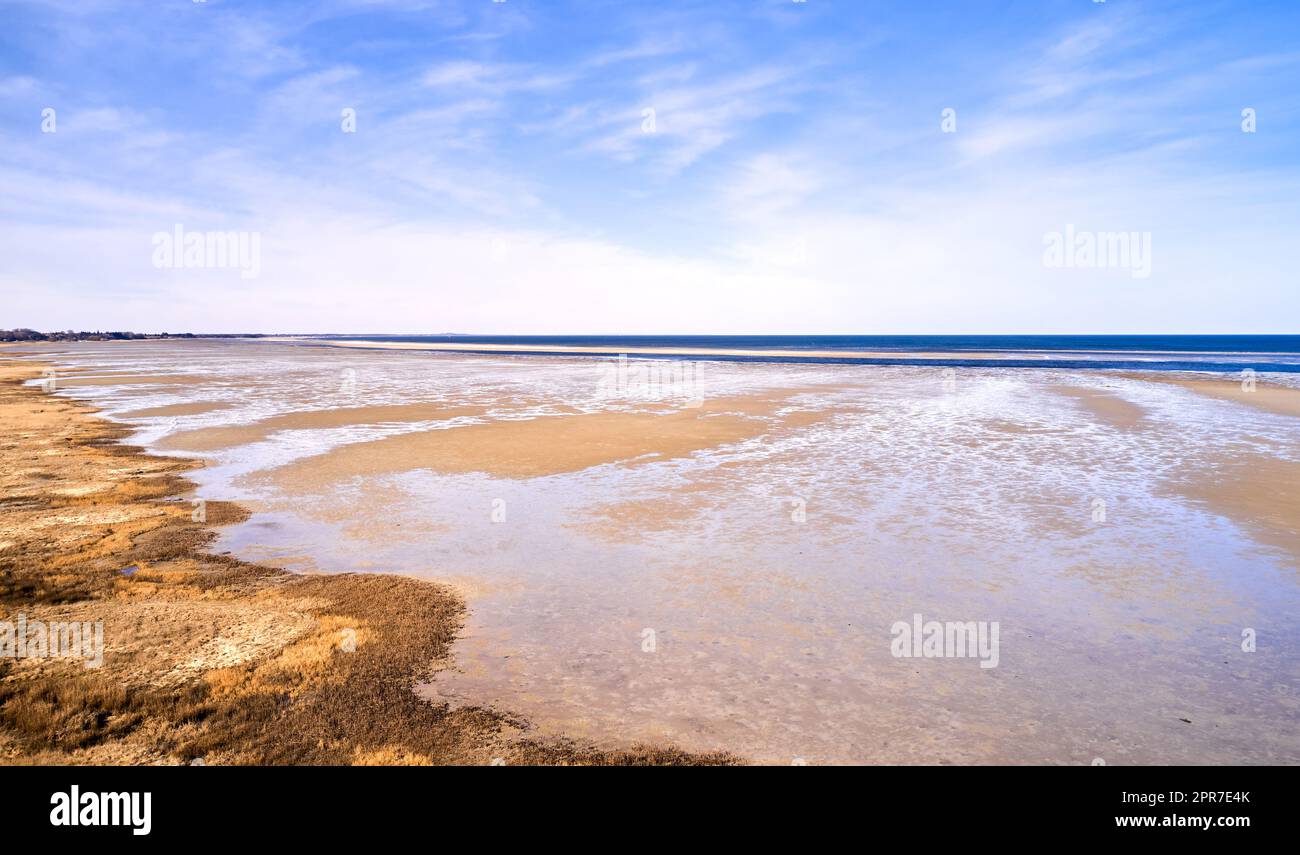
[51,374,211,387]
[1049,384,1146,430]
[1106,373,1300,565]
[159,402,491,452]
[1119,373,1300,420]
[1172,455,1300,568]
[259,392,826,486]
[117,401,235,419]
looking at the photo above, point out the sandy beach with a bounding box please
[0,353,731,765]
[3,339,1299,764]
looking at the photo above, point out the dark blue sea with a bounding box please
[301,334,1300,373]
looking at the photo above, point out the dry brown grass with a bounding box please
[0,674,137,750]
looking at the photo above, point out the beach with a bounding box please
[3,339,1299,764]
[0,350,731,765]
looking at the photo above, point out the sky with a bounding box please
[1,0,1297,334]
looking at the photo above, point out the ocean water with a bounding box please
[300,334,1300,372]
[16,338,1300,764]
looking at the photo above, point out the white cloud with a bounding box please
[2,0,1296,335]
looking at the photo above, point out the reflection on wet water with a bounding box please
[20,340,1300,764]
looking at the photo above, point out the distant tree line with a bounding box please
[0,327,263,340]
[0,326,192,340]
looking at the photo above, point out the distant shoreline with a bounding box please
[262,336,1300,373]
[0,330,253,343]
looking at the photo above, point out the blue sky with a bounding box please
[1,0,1297,333]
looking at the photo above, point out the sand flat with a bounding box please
[52,374,210,387]
[260,394,800,487]
[157,402,490,452]
[1173,454,1300,567]
[1123,373,1300,419]
[116,401,236,418]
[1049,385,1145,429]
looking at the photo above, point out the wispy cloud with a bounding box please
[1,0,1297,332]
